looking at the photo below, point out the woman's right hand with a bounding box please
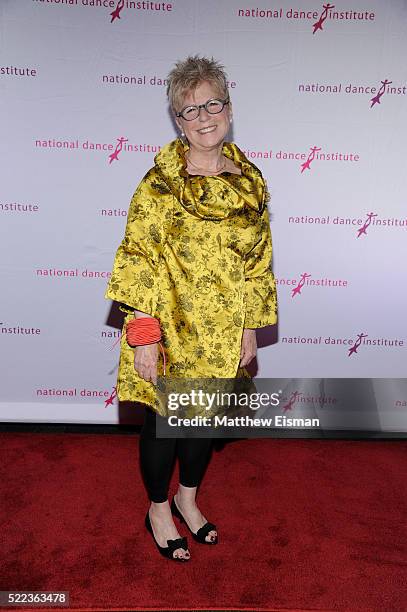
[133,343,159,385]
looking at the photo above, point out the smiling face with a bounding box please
[174,80,232,154]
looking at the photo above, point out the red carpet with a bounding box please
[1,432,406,611]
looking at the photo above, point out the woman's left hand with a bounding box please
[239,328,257,367]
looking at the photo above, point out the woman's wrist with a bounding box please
[133,309,154,319]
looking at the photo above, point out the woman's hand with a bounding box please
[132,309,159,384]
[239,328,257,368]
[133,343,159,385]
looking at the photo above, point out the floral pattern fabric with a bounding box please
[105,138,278,416]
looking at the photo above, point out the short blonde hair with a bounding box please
[166,55,229,112]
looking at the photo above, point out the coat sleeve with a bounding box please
[105,170,170,316]
[243,204,278,328]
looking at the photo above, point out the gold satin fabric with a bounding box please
[105,138,278,416]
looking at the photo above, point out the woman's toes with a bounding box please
[206,530,217,542]
[174,547,190,559]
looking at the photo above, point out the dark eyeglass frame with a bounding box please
[175,97,230,121]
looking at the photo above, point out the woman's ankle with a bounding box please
[150,499,170,513]
[175,488,198,506]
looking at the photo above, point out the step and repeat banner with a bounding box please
[1,0,406,430]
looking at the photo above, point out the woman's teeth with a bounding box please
[198,126,217,134]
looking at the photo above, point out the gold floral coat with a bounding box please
[105,138,278,416]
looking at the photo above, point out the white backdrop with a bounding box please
[1,0,406,429]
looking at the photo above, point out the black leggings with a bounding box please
[139,406,213,503]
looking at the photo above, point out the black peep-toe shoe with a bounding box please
[170,495,218,545]
[145,510,190,561]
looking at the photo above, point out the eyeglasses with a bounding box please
[175,98,230,121]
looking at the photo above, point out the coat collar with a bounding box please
[154,138,267,220]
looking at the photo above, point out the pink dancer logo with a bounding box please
[300,146,321,173]
[313,3,335,34]
[348,333,368,356]
[292,273,312,297]
[105,386,117,407]
[108,137,128,164]
[282,391,303,412]
[110,0,125,23]
[370,79,392,107]
[357,212,378,238]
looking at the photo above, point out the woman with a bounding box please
[105,55,278,561]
